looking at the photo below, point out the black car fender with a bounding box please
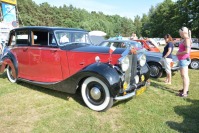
[75,62,122,97]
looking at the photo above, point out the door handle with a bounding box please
[80,62,85,65]
[23,48,28,51]
[51,50,57,53]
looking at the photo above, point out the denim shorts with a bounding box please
[179,58,191,68]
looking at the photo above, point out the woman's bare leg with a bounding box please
[180,66,189,94]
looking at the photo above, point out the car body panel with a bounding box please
[135,39,160,52]
[190,50,199,59]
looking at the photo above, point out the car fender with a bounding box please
[76,62,121,97]
[0,51,18,78]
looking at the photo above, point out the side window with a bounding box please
[49,33,57,46]
[31,31,48,46]
[119,42,126,48]
[139,41,144,46]
[8,31,16,46]
[16,31,29,46]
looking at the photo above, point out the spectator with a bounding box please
[162,34,174,84]
[60,33,69,44]
[130,33,138,40]
[176,27,192,97]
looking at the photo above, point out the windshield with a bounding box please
[55,31,92,46]
[146,41,155,48]
[128,41,143,49]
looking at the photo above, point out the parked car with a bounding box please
[189,50,199,69]
[155,38,166,46]
[98,40,180,78]
[0,26,150,111]
[134,39,160,52]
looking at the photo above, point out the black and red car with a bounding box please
[0,26,150,111]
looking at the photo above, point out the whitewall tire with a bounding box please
[81,77,113,111]
[7,65,17,83]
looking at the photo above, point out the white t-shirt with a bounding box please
[60,35,69,43]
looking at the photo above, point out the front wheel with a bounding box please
[81,77,113,111]
[148,62,163,78]
[7,65,17,83]
[189,59,199,69]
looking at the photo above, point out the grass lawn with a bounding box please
[0,47,199,133]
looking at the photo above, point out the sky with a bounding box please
[32,0,166,20]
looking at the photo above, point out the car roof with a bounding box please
[103,40,137,43]
[11,26,87,32]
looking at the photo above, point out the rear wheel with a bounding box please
[7,65,17,83]
[148,62,163,78]
[189,59,199,69]
[81,77,113,111]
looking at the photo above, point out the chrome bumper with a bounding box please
[114,81,150,101]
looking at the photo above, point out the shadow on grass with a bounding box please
[150,77,178,94]
[17,80,86,108]
[166,99,199,132]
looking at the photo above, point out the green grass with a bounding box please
[0,67,199,133]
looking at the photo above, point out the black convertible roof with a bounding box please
[11,26,87,32]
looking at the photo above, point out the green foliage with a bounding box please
[16,0,198,38]
[17,0,135,37]
[140,0,198,38]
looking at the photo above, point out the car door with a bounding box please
[9,30,30,78]
[28,30,63,82]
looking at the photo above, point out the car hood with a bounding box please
[144,51,178,61]
[60,44,126,54]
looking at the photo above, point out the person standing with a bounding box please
[162,34,174,84]
[176,27,192,97]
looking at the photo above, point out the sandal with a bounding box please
[178,89,189,94]
[176,92,188,97]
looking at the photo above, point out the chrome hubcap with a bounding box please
[150,66,159,76]
[90,87,101,100]
[191,61,199,69]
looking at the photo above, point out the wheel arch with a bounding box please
[75,63,121,97]
[1,52,18,77]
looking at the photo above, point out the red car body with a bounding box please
[135,40,160,52]
[0,26,150,111]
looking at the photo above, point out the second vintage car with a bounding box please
[0,26,150,111]
[98,40,180,78]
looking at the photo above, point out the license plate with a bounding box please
[136,86,147,96]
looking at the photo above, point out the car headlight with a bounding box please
[119,56,130,72]
[138,53,146,67]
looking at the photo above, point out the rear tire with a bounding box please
[81,77,113,111]
[148,62,163,78]
[189,59,199,69]
[7,65,17,83]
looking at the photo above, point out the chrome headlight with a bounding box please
[119,56,130,72]
[138,53,146,67]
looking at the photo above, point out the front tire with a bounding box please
[189,59,199,69]
[148,62,163,78]
[7,65,17,83]
[81,77,113,111]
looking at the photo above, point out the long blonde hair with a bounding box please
[179,27,192,43]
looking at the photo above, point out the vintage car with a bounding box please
[134,39,160,52]
[189,50,199,69]
[0,26,150,111]
[98,40,179,78]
